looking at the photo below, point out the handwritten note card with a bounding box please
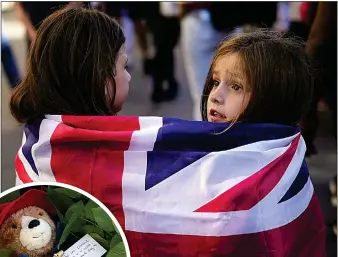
[63,234,107,257]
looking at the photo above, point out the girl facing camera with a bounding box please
[201,30,314,127]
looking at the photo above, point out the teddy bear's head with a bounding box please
[0,206,56,257]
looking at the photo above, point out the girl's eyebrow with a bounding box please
[225,70,243,82]
[214,68,243,82]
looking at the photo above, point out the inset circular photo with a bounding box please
[0,182,130,257]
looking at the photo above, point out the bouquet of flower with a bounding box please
[47,186,126,257]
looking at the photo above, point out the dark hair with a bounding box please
[201,30,314,126]
[10,7,125,124]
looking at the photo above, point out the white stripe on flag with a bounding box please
[256,134,306,207]
[21,129,26,145]
[128,117,163,151]
[125,132,297,214]
[31,118,58,182]
[141,133,301,213]
[125,179,313,236]
[123,130,313,236]
[123,116,163,221]
[18,131,40,181]
[45,115,63,122]
[15,173,24,186]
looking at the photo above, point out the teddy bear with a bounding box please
[0,206,56,257]
[0,189,58,257]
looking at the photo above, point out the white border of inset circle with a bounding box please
[0,181,131,257]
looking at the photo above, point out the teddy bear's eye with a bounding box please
[11,224,17,229]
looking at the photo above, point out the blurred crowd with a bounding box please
[1,2,337,233]
[3,2,336,147]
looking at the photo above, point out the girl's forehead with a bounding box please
[215,53,242,70]
[214,53,245,80]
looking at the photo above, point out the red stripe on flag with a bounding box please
[15,153,33,183]
[61,115,140,132]
[125,194,325,257]
[195,134,301,212]
[50,116,141,229]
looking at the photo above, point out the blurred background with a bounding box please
[1,2,337,255]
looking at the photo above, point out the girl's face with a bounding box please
[107,44,131,112]
[207,53,251,123]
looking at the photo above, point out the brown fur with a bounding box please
[0,206,56,257]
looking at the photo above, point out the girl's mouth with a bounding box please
[209,109,226,122]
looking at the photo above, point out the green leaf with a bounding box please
[54,187,83,199]
[82,225,105,238]
[47,186,75,218]
[0,190,20,204]
[55,207,65,223]
[65,200,85,222]
[89,233,110,250]
[84,200,99,222]
[107,242,126,257]
[92,207,114,232]
[110,234,122,249]
[57,213,84,249]
[0,249,13,257]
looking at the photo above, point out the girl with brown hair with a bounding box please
[201,30,314,128]
[10,7,131,124]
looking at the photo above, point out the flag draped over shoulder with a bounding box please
[16,115,326,257]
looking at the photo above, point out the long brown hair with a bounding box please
[201,30,314,126]
[10,7,125,124]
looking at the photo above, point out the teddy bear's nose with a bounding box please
[28,219,40,229]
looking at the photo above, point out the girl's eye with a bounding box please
[231,84,243,92]
[212,80,220,87]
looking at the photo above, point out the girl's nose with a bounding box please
[210,87,224,105]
